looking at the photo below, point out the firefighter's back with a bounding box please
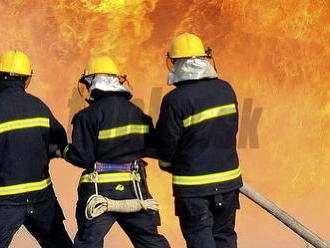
[168,78,239,173]
[0,82,52,197]
[159,78,242,197]
[74,93,154,166]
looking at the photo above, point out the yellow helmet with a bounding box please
[78,56,129,100]
[0,50,33,76]
[83,56,121,77]
[168,33,208,59]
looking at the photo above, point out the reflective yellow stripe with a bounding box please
[0,117,50,134]
[63,145,70,154]
[80,172,134,183]
[159,160,172,168]
[173,167,241,185]
[183,104,237,128]
[98,124,149,140]
[0,178,52,196]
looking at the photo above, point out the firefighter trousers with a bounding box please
[0,198,73,248]
[74,201,170,248]
[175,190,239,248]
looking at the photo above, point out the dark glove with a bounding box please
[158,160,173,173]
[48,144,63,159]
[143,148,159,159]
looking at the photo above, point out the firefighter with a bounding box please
[63,56,170,248]
[0,50,73,248]
[156,33,243,248]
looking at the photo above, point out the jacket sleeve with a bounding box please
[155,95,183,173]
[65,111,98,169]
[142,115,159,159]
[48,113,68,159]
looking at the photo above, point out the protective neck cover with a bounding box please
[167,58,218,85]
[86,74,131,95]
[0,80,25,92]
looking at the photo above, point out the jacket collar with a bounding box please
[0,80,25,93]
[87,90,132,105]
[173,78,216,87]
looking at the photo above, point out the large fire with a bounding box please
[1,0,329,247]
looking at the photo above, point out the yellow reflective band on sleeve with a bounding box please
[159,160,172,168]
[173,167,241,186]
[63,145,70,154]
[0,178,52,196]
[98,124,149,140]
[183,104,237,128]
[80,172,135,184]
[0,117,50,134]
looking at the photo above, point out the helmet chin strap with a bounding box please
[24,77,32,89]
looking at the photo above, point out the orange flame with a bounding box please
[1,0,329,247]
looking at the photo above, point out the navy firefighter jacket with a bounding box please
[65,92,155,201]
[156,78,243,197]
[0,80,67,205]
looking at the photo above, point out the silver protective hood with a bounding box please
[167,58,218,85]
[85,74,131,95]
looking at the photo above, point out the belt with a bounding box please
[94,161,132,172]
[80,172,140,184]
[80,161,142,184]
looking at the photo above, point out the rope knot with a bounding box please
[90,171,99,183]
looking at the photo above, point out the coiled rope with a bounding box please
[85,164,159,220]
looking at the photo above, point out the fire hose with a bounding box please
[81,154,329,247]
[86,182,330,247]
[240,183,330,248]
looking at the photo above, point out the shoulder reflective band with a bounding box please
[0,178,52,196]
[98,124,149,140]
[159,160,172,168]
[183,104,237,128]
[80,172,135,183]
[0,117,50,134]
[173,167,241,186]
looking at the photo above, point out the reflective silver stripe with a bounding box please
[0,178,52,196]
[183,104,237,127]
[98,124,149,140]
[173,167,241,185]
[0,117,50,134]
[80,172,135,183]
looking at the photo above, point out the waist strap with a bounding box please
[80,172,140,184]
[94,162,132,172]
[173,167,241,186]
[0,177,52,196]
